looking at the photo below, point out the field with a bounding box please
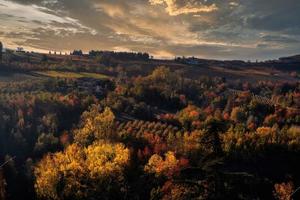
[0,71,40,82]
[34,70,110,79]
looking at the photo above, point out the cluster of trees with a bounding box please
[71,50,83,56]
[89,50,150,61]
[71,49,151,62]
[0,66,300,199]
[0,78,102,199]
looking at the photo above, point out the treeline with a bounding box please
[88,50,150,61]
[70,50,150,61]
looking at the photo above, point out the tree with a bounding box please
[202,118,227,155]
[230,107,245,123]
[34,133,59,157]
[34,141,130,200]
[183,130,205,156]
[0,42,2,63]
[95,54,112,66]
[149,66,172,81]
[273,181,294,200]
[71,50,83,56]
[0,170,6,200]
[41,54,48,62]
[74,105,116,146]
[177,105,202,131]
[144,151,188,178]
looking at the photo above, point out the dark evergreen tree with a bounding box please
[0,42,3,63]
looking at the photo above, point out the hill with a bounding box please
[0,50,299,200]
[0,50,299,83]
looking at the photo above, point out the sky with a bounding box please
[0,0,299,60]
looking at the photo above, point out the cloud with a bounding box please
[0,0,96,49]
[237,0,300,33]
[261,35,300,44]
[149,0,218,16]
[0,0,299,60]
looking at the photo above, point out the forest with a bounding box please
[0,0,299,198]
[0,50,300,200]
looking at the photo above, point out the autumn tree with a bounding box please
[144,151,188,178]
[154,181,199,200]
[273,181,294,200]
[34,141,130,200]
[230,107,246,123]
[147,66,180,93]
[148,66,172,82]
[74,105,116,146]
[177,105,202,131]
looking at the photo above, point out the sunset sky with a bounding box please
[0,0,299,60]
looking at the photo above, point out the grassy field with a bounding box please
[34,71,110,79]
[0,71,40,82]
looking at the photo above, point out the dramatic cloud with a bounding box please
[149,0,218,16]
[0,0,299,59]
[0,0,96,51]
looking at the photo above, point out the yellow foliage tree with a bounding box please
[148,66,172,82]
[221,125,300,153]
[145,151,184,178]
[183,130,205,154]
[230,107,245,123]
[287,126,300,148]
[35,141,130,200]
[85,141,130,180]
[177,105,202,130]
[74,105,116,146]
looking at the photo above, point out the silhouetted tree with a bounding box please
[72,50,83,56]
[0,169,6,200]
[41,54,48,62]
[202,118,227,156]
[0,42,3,63]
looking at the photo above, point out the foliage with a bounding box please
[0,65,300,200]
[144,151,188,178]
[273,181,294,200]
[34,141,130,200]
[74,106,116,145]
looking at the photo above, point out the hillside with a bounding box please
[0,51,299,83]
[0,49,299,200]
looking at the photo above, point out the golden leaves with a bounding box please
[34,141,130,200]
[85,141,129,179]
[74,106,116,145]
[144,151,188,178]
